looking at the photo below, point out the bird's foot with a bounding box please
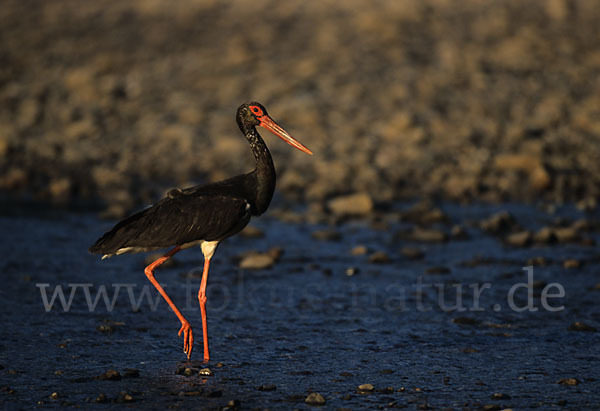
[178,321,193,360]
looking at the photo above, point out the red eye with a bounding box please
[250,105,263,117]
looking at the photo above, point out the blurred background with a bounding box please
[1,0,600,216]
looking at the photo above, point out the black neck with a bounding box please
[238,121,276,215]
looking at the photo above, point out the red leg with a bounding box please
[198,257,211,362]
[144,246,194,360]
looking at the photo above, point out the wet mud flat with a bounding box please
[1,202,599,409]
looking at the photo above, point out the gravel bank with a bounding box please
[1,0,600,214]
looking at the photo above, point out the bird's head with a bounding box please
[237,101,313,155]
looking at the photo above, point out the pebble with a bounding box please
[505,231,532,247]
[50,392,59,399]
[556,377,580,385]
[198,368,213,376]
[533,227,557,244]
[568,322,597,332]
[491,392,511,399]
[554,227,579,243]
[118,391,134,402]
[238,253,275,270]
[350,245,368,255]
[368,251,391,263]
[563,259,581,269]
[450,225,469,240]
[95,393,108,403]
[345,267,359,276]
[398,202,447,225]
[305,392,326,405]
[240,225,264,238]
[311,229,342,241]
[411,227,448,243]
[526,256,547,266]
[401,247,425,260]
[425,266,450,275]
[225,399,241,409]
[479,211,516,234]
[327,192,373,217]
[357,383,374,392]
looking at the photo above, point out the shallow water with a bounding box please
[1,203,599,409]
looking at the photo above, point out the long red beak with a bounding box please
[259,116,313,155]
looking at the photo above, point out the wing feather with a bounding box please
[89,194,250,255]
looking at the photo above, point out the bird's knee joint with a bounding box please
[198,293,207,305]
[144,267,155,279]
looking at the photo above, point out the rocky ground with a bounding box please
[0,202,599,409]
[1,0,600,217]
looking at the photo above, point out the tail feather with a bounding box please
[89,208,150,255]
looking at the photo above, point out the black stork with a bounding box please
[89,102,312,362]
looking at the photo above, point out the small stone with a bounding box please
[450,225,469,240]
[358,383,374,392]
[327,192,373,216]
[350,245,368,255]
[239,253,275,270]
[557,378,580,385]
[257,384,276,391]
[505,231,532,247]
[401,247,424,260]
[240,225,264,238]
[184,367,194,376]
[411,227,448,243]
[198,368,213,376]
[116,391,134,402]
[568,322,597,332]
[425,266,450,275]
[96,324,115,333]
[345,267,359,276]
[226,399,241,408]
[95,393,108,403]
[570,218,591,232]
[554,227,579,243]
[527,256,547,266]
[50,392,59,399]
[98,369,121,381]
[563,259,581,269]
[533,227,557,244]
[311,229,342,241]
[480,211,516,234]
[491,393,511,400]
[305,392,326,405]
[369,251,391,264]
